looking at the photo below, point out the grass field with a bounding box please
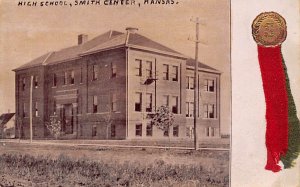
[0,142,229,186]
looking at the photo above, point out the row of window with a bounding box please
[21,76,39,91]
[21,64,118,90]
[186,103,216,119]
[135,123,179,137]
[92,94,117,113]
[186,126,217,138]
[134,93,179,114]
[135,59,179,81]
[22,101,216,119]
[92,63,117,81]
[20,68,214,93]
[22,102,39,117]
[186,77,215,92]
[91,125,116,137]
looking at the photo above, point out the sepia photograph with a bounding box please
[0,0,231,186]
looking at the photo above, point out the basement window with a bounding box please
[146,123,152,136]
[135,124,142,136]
[92,125,97,137]
[111,125,116,138]
[173,126,179,137]
[163,128,169,137]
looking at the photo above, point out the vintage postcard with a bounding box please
[0,0,299,186]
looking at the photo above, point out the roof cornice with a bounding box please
[127,44,187,59]
[186,65,222,74]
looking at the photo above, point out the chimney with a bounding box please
[126,27,138,34]
[78,34,88,45]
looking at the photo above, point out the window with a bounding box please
[171,66,178,81]
[171,96,178,114]
[205,127,215,137]
[135,59,142,76]
[146,123,152,136]
[111,63,117,78]
[78,97,82,114]
[35,102,38,117]
[92,65,98,80]
[53,73,57,87]
[136,124,142,136]
[70,70,75,84]
[53,101,56,115]
[111,125,116,137]
[186,76,194,89]
[146,93,152,112]
[186,127,194,138]
[162,95,169,107]
[163,128,169,137]
[173,126,179,137]
[80,124,83,136]
[203,104,215,119]
[162,64,169,80]
[186,102,194,117]
[93,95,98,113]
[204,79,215,92]
[146,61,152,78]
[92,125,97,137]
[23,103,26,117]
[33,126,37,136]
[22,78,26,91]
[64,72,68,85]
[34,76,38,88]
[80,67,83,83]
[135,92,142,112]
[111,93,117,112]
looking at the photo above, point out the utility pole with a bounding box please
[190,17,204,150]
[30,76,33,143]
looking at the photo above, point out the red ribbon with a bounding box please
[257,45,288,172]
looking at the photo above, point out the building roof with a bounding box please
[13,30,217,72]
[186,58,220,73]
[0,113,15,127]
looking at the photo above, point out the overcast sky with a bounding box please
[0,0,230,133]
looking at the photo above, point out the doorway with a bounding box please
[62,104,73,134]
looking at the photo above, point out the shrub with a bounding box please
[45,116,61,139]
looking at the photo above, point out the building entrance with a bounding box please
[62,104,73,134]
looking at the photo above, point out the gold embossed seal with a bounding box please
[252,12,287,47]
